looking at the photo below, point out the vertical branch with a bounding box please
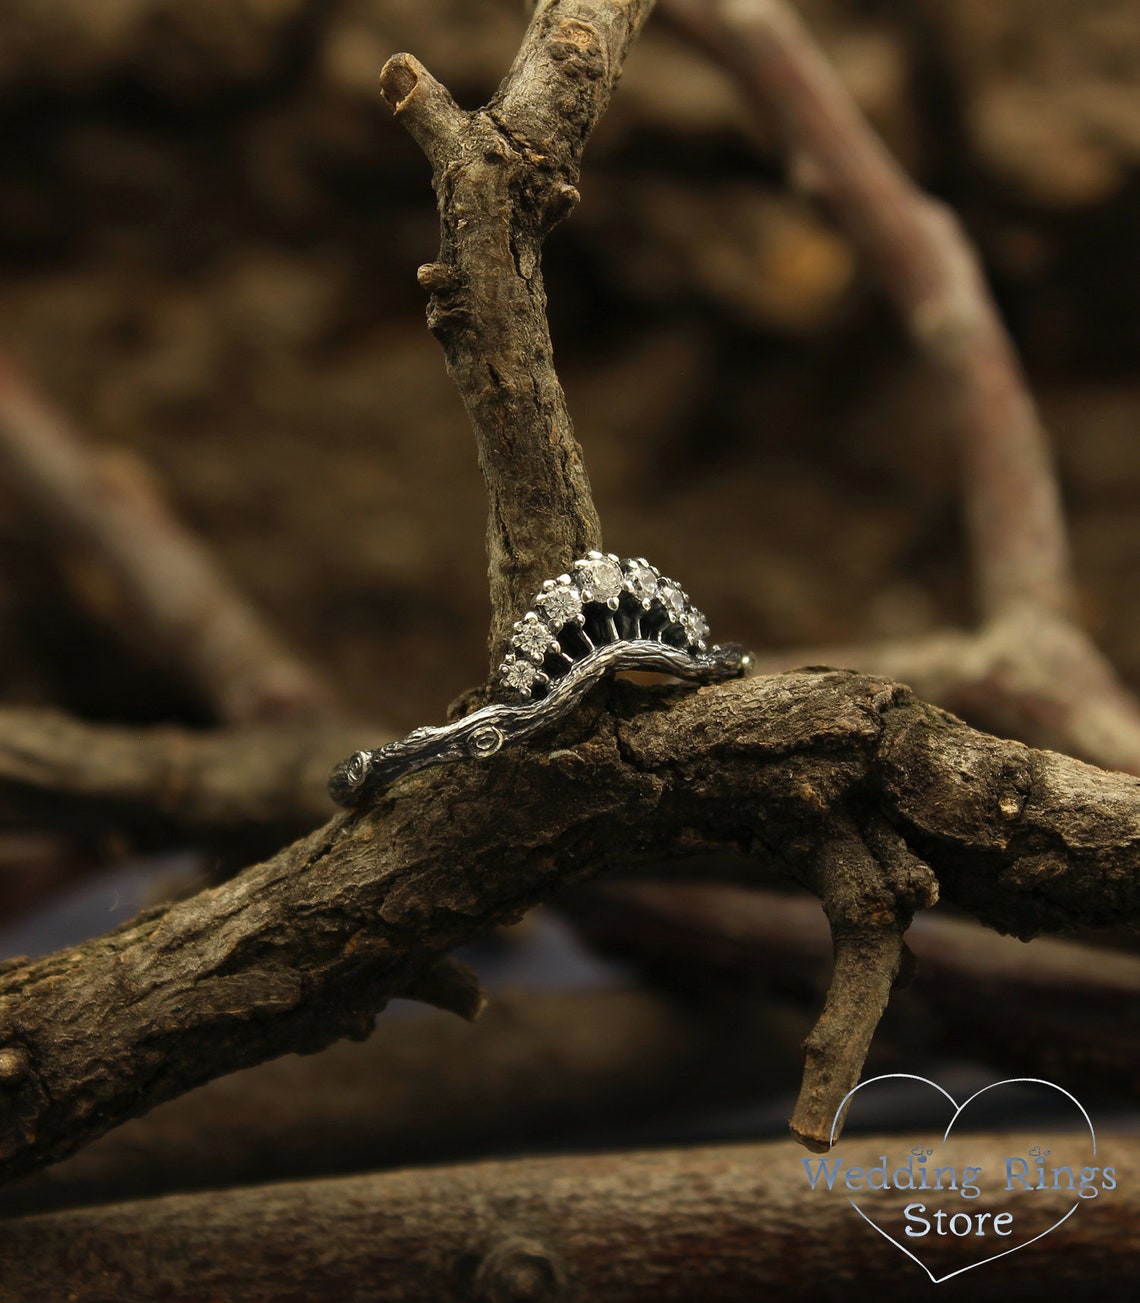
[791,816,937,1149]
[792,921,906,1151]
[380,1,655,665]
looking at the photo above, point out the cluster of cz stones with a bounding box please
[498,552,713,701]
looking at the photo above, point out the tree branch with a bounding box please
[0,985,804,1216]
[381,0,655,664]
[0,0,1133,1207]
[657,0,1140,779]
[744,613,1140,777]
[1,669,1139,1181]
[0,707,374,835]
[560,882,1140,1094]
[660,0,1073,623]
[791,815,933,1150]
[0,1134,1135,1300]
[0,350,338,725]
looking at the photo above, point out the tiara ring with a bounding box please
[329,553,750,807]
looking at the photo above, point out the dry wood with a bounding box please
[380,0,656,665]
[2,669,1140,1180]
[660,0,1140,777]
[0,985,806,1216]
[0,350,337,725]
[0,1133,1134,1300]
[0,0,1135,1253]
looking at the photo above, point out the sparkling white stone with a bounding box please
[681,608,710,647]
[574,552,624,606]
[535,583,583,628]
[513,614,556,662]
[623,558,659,604]
[657,579,687,619]
[500,655,543,697]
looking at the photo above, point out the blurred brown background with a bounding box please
[0,0,1137,736]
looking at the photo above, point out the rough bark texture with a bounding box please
[1,668,1139,1180]
[0,0,1136,1285]
[381,0,657,665]
[0,986,805,1217]
[0,1134,1134,1300]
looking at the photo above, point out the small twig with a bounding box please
[0,986,804,1216]
[559,882,1140,1094]
[792,920,905,1150]
[791,815,936,1150]
[0,1134,1135,1300]
[381,0,655,663]
[0,350,338,725]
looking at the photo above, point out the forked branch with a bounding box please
[1,670,1140,1182]
[660,0,1140,775]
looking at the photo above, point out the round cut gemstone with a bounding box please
[574,553,623,605]
[681,608,710,647]
[535,583,582,628]
[657,579,687,619]
[624,559,659,603]
[500,655,541,697]
[513,614,555,662]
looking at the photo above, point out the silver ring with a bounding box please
[329,553,750,807]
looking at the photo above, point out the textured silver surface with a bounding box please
[329,555,749,808]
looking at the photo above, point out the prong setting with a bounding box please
[498,556,717,699]
[330,554,747,808]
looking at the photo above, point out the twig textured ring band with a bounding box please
[329,553,750,807]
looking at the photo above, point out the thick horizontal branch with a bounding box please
[1,670,1138,1181]
[0,985,805,1216]
[0,352,337,724]
[0,1135,1135,1300]
[382,0,656,663]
